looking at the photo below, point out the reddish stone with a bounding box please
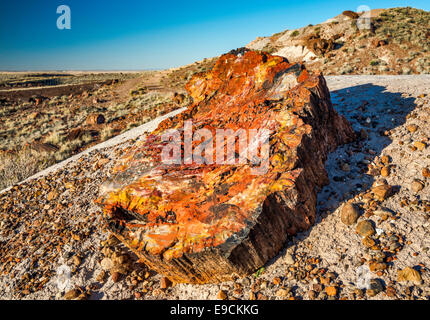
[160,276,172,289]
[96,49,354,283]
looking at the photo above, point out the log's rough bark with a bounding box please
[96,49,355,284]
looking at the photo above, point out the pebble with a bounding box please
[160,276,172,289]
[284,253,295,265]
[380,166,390,177]
[308,290,317,300]
[397,267,422,284]
[111,271,121,283]
[340,203,360,225]
[380,155,390,165]
[367,279,384,297]
[362,237,376,248]
[325,286,337,296]
[217,290,228,300]
[72,255,81,267]
[406,124,418,133]
[276,288,290,298]
[410,180,424,193]
[371,184,393,201]
[356,220,376,237]
[414,141,426,151]
[373,209,392,220]
[63,288,80,300]
[369,262,387,272]
[100,257,114,271]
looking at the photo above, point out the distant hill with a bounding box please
[246,7,430,75]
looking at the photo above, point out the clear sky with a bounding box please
[0,0,428,71]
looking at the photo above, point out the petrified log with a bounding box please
[96,49,355,284]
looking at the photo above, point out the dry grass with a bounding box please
[0,149,54,190]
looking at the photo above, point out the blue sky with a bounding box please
[0,0,428,70]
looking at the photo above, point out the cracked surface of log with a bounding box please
[96,49,355,283]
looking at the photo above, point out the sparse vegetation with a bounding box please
[0,70,185,189]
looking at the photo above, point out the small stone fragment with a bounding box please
[413,141,426,151]
[380,155,390,165]
[160,276,172,289]
[423,167,430,178]
[100,257,114,271]
[111,271,121,283]
[63,289,80,300]
[369,262,387,272]
[362,237,376,248]
[308,290,317,300]
[276,288,290,298]
[284,253,295,265]
[406,124,418,133]
[411,180,424,193]
[380,166,390,177]
[217,290,228,300]
[397,267,422,284]
[373,209,392,220]
[371,184,393,201]
[356,220,375,237]
[367,279,383,297]
[325,286,337,296]
[340,203,360,225]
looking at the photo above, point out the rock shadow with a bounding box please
[264,82,417,268]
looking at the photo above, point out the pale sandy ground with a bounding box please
[1,75,429,300]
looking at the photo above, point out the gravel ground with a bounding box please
[0,75,429,300]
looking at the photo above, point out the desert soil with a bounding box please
[0,75,429,300]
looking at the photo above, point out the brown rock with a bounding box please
[340,203,360,225]
[380,155,390,165]
[160,276,172,289]
[371,184,393,201]
[67,128,83,141]
[173,92,186,105]
[369,262,387,272]
[308,290,317,300]
[100,257,114,271]
[217,290,228,300]
[406,124,418,133]
[276,288,290,298]
[342,10,359,19]
[47,191,58,201]
[325,286,337,296]
[362,237,376,248]
[63,289,80,300]
[411,180,424,193]
[86,114,105,125]
[380,166,390,177]
[72,255,81,267]
[356,220,375,237]
[397,267,421,284]
[96,49,355,284]
[111,271,121,283]
[413,141,426,151]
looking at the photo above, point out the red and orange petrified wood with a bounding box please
[96,49,355,283]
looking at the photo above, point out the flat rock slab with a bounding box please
[97,50,355,283]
